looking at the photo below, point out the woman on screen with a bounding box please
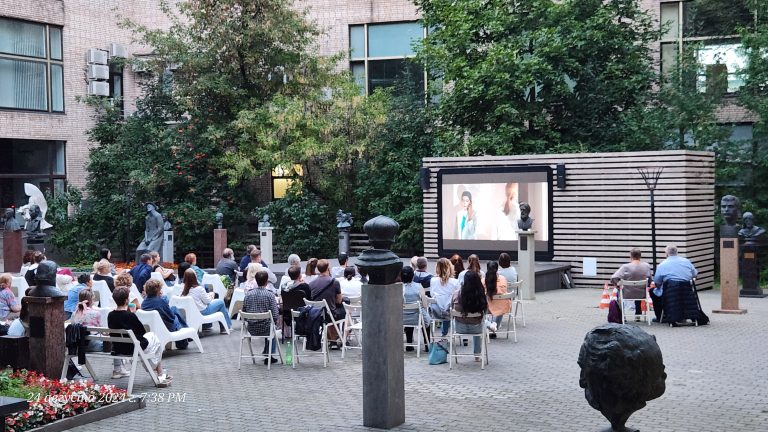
[493,182,520,240]
[456,191,477,239]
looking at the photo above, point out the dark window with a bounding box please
[0,139,66,208]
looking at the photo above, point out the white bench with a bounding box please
[61,327,163,395]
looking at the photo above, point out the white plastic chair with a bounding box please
[509,280,526,327]
[304,299,346,358]
[403,302,426,357]
[228,288,245,318]
[92,280,116,309]
[169,295,230,335]
[449,309,489,370]
[344,301,363,350]
[426,296,446,339]
[291,309,329,368]
[490,292,517,342]
[135,309,204,353]
[238,311,283,370]
[202,273,227,301]
[11,277,28,303]
[129,284,144,307]
[150,272,165,283]
[91,306,112,329]
[619,279,652,326]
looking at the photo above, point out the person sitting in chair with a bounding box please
[242,271,280,365]
[652,245,703,326]
[610,248,652,320]
[141,279,189,349]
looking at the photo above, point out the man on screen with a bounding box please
[456,191,477,239]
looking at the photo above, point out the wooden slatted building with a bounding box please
[421,150,715,290]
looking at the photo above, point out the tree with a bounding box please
[416,0,662,156]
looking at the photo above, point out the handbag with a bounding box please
[428,340,449,365]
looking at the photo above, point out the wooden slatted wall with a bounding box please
[422,150,715,290]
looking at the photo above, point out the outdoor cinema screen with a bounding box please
[437,166,553,260]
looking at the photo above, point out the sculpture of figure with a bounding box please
[517,202,534,230]
[215,211,224,229]
[258,214,271,228]
[136,202,164,254]
[739,212,765,245]
[25,204,44,239]
[336,210,352,230]
[17,183,52,231]
[578,324,666,432]
[27,260,66,297]
[2,208,21,231]
[720,195,741,237]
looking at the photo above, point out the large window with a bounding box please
[271,164,303,200]
[0,139,66,208]
[349,22,425,95]
[0,18,64,112]
[660,1,752,94]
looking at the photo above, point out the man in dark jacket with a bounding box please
[129,253,153,293]
[140,279,189,349]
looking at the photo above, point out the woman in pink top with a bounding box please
[485,261,510,339]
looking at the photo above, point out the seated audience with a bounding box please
[0,273,21,321]
[177,261,191,281]
[611,248,652,318]
[449,254,465,279]
[6,294,28,336]
[20,250,36,276]
[184,253,206,284]
[652,245,703,325]
[401,266,431,350]
[282,265,312,299]
[451,270,488,361]
[24,251,46,287]
[108,287,169,382]
[149,251,176,286]
[93,259,116,292]
[99,248,117,275]
[309,259,345,321]
[303,258,319,284]
[215,248,239,284]
[498,252,518,283]
[238,244,256,283]
[141,279,189,349]
[484,261,508,338]
[279,254,302,290]
[413,257,433,289]
[241,263,262,292]
[181,268,232,333]
[458,254,484,286]
[429,257,460,337]
[242,270,280,365]
[331,253,349,279]
[65,274,92,320]
[337,267,362,298]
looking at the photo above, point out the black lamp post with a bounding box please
[638,167,663,271]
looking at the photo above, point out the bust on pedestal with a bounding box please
[739,212,766,297]
[24,261,66,379]
[714,195,748,313]
[516,202,536,300]
[354,215,404,429]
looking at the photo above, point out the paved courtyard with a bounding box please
[70,288,768,432]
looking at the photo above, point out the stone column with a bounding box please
[337,210,353,256]
[739,243,765,298]
[2,230,23,273]
[25,296,66,378]
[517,230,537,300]
[161,230,174,264]
[713,237,747,314]
[355,215,404,429]
[213,229,227,267]
[259,226,273,266]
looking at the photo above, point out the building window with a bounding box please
[659,1,752,94]
[271,164,303,200]
[349,22,425,95]
[110,64,124,114]
[0,18,64,112]
[0,139,66,208]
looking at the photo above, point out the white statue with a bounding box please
[18,183,53,232]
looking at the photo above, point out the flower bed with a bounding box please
[1,369,128,432]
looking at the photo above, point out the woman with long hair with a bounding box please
[181,268,232,333]
[449,254,464,278]
[429,258,460,337]
[485,261,510,338]
[458,254,484,286]
[149,251,175,286]
[303,258,319,284]
[452,270,488,360]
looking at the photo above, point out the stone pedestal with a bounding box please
[161,230,174,264]
[517,230,537,300]
[740,243,766,297]
[713,238,747,314]
[258,226,273,265]
[213,229,227,267]
[338,229,350,256]
[24,296,66,378]
[2,230,23,274]
[362,283,405,428]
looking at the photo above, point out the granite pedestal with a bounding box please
[2,230,23,274]
[517,230,537,300]
[714,238,747,314]
[213,229,227,267]
[25,296,66,378]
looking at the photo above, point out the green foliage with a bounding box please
[416,0,662,155]
[0,369,45,400]
[258,185,336,261]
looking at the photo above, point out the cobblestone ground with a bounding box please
[70,288,768,432]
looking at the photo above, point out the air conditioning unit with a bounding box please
[110,43,128,58]
[88,80,110,96]
[86,48,109,65]
[87,64,110,80]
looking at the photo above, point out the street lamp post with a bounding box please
[638,167,663,271]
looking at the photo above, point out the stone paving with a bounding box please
[69,288,768,432]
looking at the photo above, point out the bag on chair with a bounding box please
[607,299,622,324]
[428,341,449,365]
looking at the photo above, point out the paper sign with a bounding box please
[582,257,597,277]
